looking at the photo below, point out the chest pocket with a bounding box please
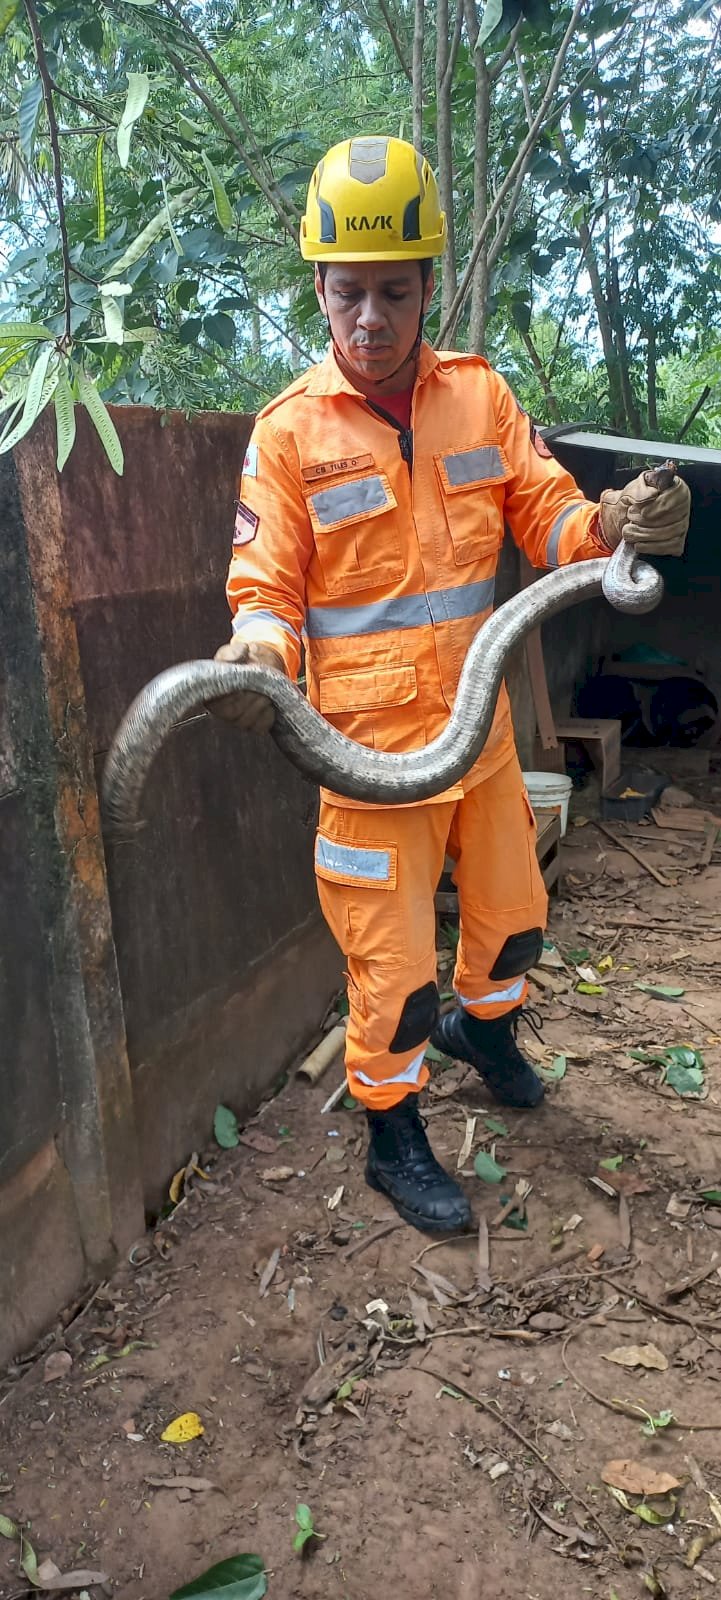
[435,444,510,566]
[306,471,404,597]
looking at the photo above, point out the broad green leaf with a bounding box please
[203,312,235,349]
[102,297,124,344]
[576,982,605,995]
[634,983,685,1000]
[700,1189,721,1206]
[600,1155,623,1170]
[0,321,53,343]
[0,0,19,39]
[95,134,106,241]
[0,343,55,455]
[295,1504,313,1531]
[19,78,43,159]
[117,71,150,169]
[665,1061,704,1097]
[104,189,197,278]
[162,176,184,256]
[0,344,30,381]
[76,370,124,475]
[474,1150,507,1184]
[20,1531,39,1584]
[569,95,586,140]
[201,152,235,232]
[0,1515,18,1538]
[214,1103,239,1148]
[53,371,76,470]
[170,1554,267,1599]
[477,0,503,44]
[178,114,203,139]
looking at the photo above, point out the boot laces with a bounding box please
[513,1004,544,1043]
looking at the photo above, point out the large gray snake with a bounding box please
[102,537,663,828]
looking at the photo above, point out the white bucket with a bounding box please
[523,771,573,837]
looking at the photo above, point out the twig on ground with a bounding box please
[561,1325,721,1431]
[600,1273,721,1353]
[590,820,673,887]
[412,1363,620,1555]
[343,1220,404,1259]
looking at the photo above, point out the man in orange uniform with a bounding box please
[213,136,690,1234]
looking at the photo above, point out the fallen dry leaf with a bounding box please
[258,1245,281,1297]
[603,1342,668,1372]
[43,1350,72,1383]
[260,1166,294,1183]
[602,1459,681,1497]
[238,1130,279,1154]
[145,1475,217,1492]
[160,1411,204,1443]
[35,1559,109,1591]
[528,1312,567,1332]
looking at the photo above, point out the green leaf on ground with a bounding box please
[576,982,605,995]
[700,1189,721,1205]
[641,1408,674,1437]
[664,1047,705,1097]
[600,1155,623,1170]
[170,1553,267,1598]
[483,1116,509,1136]
[474,1150,507,1184]
[635,984,685,1000]
[538,1054,567,1082]
[498,1194,529,1230]
[293,1502,323,1553]
[213,1104,239,1148]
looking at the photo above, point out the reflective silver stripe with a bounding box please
[310,475,389,526]
[545,502,587,567]
[443,446,505,486]
[306,577,495,639]
[355,1046,426,1088]
[315,835,391,882]
[233,609,300,640]
[455,978,525,1007]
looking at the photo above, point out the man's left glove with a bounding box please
[600,469,691,556]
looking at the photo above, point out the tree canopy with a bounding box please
[1,0,719,471]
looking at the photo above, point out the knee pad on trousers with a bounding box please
[389,981,440,1054]
[489,927,543,981]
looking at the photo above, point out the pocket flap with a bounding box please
[318,664,417,714]
[306,472,397,532]
[315,832,398,891]
[435,444,511,493]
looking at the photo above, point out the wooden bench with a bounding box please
[552,717,621,793]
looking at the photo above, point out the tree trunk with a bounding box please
[412,0,424,150]
[645,323,658,434]
[608,258,642,435]
[556,130,625,429]
[435,0,457,327]
[464,1,490,353]
[519,328,562,421]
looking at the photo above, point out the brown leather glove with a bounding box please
[208,636,285,732]
[600,469,690,556]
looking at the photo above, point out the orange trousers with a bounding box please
[315,754,548,1110]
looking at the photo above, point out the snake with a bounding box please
[102,466,675,828]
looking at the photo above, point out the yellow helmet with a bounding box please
[300,135,447,263]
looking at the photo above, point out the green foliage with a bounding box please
[0,0,719,470]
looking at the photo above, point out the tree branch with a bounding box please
[157,0,299,232]
[24,0,72,343]
[376,0,412,80]
[487,17,523,81]
[443,0,465,92]
[678,384,711,442]
[436,0,585,346]
[514,44,533,131]
[518,326,561,421]
[436,0,458,321]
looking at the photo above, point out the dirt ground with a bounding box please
[4,765,721,1600]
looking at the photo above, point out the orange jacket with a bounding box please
[227,343,609,806]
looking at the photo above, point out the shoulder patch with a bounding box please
[233,499,259,547]
[242,439,258,477]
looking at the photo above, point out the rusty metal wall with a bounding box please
[0,405,341,1365]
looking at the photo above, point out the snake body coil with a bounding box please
[102,542,663,828]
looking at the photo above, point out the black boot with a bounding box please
[431,1006,544,1108]
[366,1096,471,1235]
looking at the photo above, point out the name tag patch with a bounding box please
[233,499,259,546]
[302,453,374,483]
[242,439,258,477]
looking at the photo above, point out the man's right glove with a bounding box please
[599,468,690,556]
[208,635,285,731]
